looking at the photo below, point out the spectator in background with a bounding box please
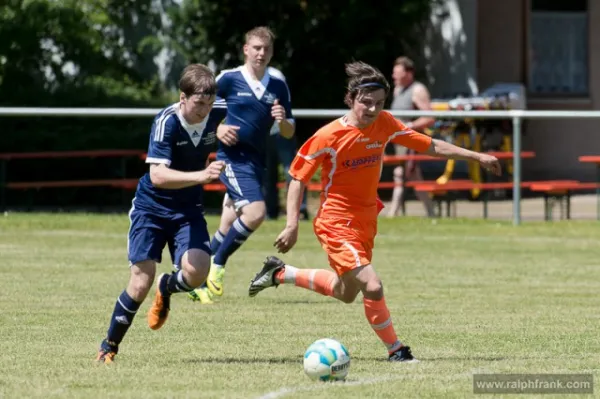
[386,56,436,218]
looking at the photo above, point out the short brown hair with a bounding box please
[394,56,415,73]
[245,26,275,45]
[344,61,391,107]
[178,64,217,98]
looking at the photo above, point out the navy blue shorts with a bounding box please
[220,161,265,211]
[127,208,211,268]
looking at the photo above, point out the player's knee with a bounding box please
[334,284,360,304]
[340,291,359,304]
[362,277,384,300]
[241,201,266,228]
[128,260,156,300]
[181,249,211,288]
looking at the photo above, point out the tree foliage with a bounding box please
[167,0,436,108]
[0,0,170,106]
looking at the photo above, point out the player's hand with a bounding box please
[199,160,225,184]
[274,225,298,254]
[271,99,286,123]
[217,124,239,146]
[478,154,502,176]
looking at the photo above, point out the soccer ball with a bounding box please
[303,338,351,381]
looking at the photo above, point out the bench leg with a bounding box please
[483,191,489,219]
[435,199,442,217]
[597,186,600,221]
[558,196,565,220]
[446,199,451,217]
[596,166,600,221]
[544,194,551,221]
[567,192,571,220]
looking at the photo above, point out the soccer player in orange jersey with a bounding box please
[248,61,501,362]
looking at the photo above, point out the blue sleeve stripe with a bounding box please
[154,107,176,142]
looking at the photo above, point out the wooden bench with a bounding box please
[0,150,146,210]
[104,179,326,193]
[1,149,535,213]
[413,180,580,219]
[0,150,146,161]
[528,181,600,220]
[388,151,535,215]
[578,155,600,220]
[202,151,536,164]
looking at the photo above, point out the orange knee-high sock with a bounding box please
[363,297,403,354]
[275,265,335,297]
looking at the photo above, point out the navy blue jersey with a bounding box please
[216,66,293,166]
[134,102,226,218]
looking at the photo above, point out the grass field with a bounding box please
[1,213,599,398]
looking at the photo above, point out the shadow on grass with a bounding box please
[184,355,508,365]
[274,300,327,304]
[350,356,508,363]
[183,356,302,365]
[419,356,507,362]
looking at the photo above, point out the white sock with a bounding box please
[281,264,298,284]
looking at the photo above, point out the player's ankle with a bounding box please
[274,268,286,284]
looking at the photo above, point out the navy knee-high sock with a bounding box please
[159,270,194,295]
[106,291,141,348]
[210,230,225,255]
[213,218,253,267]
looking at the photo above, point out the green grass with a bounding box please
[0,213,599,398]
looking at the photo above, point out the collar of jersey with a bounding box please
[339,114,369,130]
[240,64,270,99]
[174,103,208,135]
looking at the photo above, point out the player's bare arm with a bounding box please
[274,178,304,253]
[425,139,502,176]
[407,83,435,132]
[149,161,225,189]
[271,99,295,139]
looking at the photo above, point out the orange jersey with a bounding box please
[289,111,432,221]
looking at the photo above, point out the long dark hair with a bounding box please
[344,61,390,107]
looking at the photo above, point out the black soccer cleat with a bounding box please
[388,346,419,363]
[248,256,285,297]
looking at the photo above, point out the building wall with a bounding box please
[477,0,525,90]
[478,0,600,181]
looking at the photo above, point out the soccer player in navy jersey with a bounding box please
[95,64,226,363]
[189,27,295,303]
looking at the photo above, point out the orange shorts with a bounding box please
[313,217,377,276]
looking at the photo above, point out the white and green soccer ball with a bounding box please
[303,338,351,381]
